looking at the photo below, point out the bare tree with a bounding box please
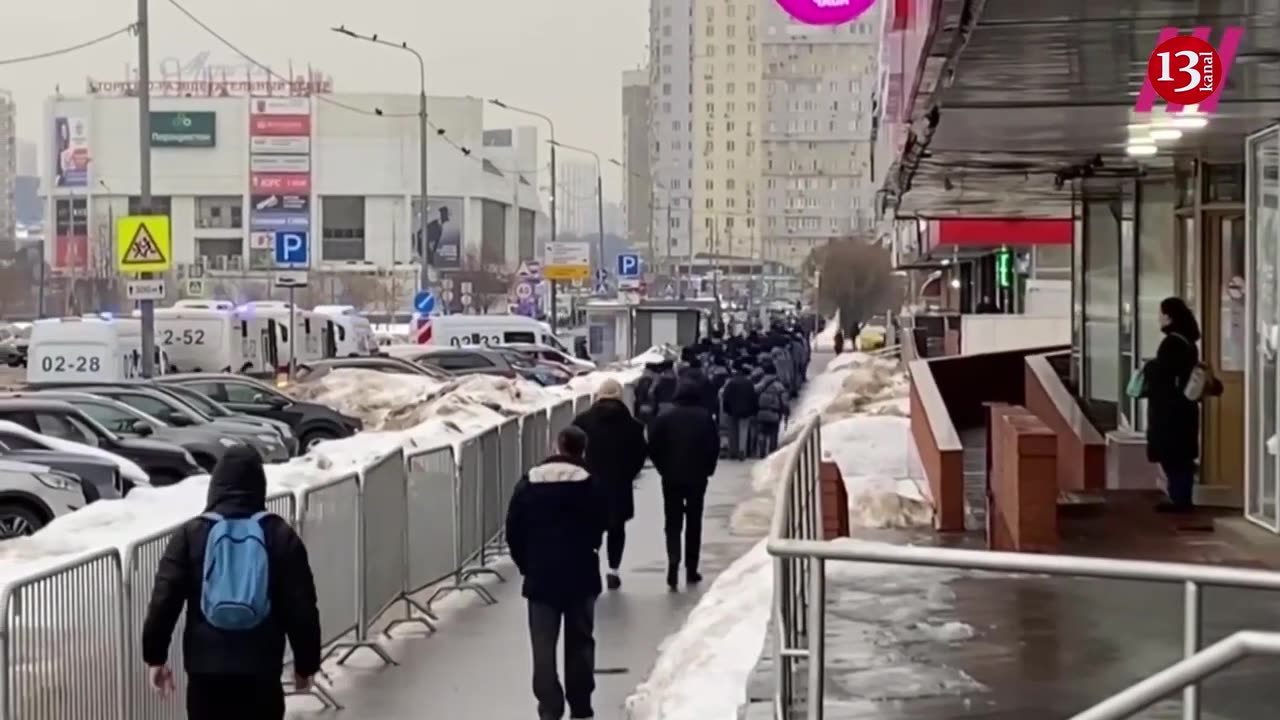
[816,238,896,335]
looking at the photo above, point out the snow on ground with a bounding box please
[813,312,840,351]
[629,348,965,720]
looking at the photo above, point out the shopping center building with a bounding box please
[880,1,1280,532]
[42,89,544,310]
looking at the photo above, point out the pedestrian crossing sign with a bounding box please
[116,214,172,273]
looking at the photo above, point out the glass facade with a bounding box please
[1247,126,1280,530]
[1082,188,1121,404]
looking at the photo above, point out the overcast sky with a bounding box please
[2,0,648,199]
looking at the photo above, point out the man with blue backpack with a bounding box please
[141,445,321,720]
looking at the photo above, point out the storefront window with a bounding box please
[1134,180,1177,430]
[1247,127,1279,529]
[1083,191,1120,404]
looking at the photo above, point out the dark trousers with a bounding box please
[726,416,750,459]
[1161,460,1196,508]
[606,521,626,570]
[528,598,597,719]
[755,422,780,457]
[661,480,707,573]
[187,673,284,720]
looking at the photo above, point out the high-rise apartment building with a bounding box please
[0,91,15,243]
[692,0,762,261]
[759,5,882,267]
[558,160,600,238]
[621,69,654,258]
[649,0,695,262]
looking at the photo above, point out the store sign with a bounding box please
[251,97,311,115]
[250,115,310,136]
[252,194,309,214]
[250,136,309,154]
[774,0,877,25]
[250,154,310,173]
[251,173,310,192]
[150,111,217,147]
[86,52,334,96]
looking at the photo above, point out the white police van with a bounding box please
[147,304,257,373]
[429,315,570,353]
[27,316,169,383]
[240,301,329,366]
[313,305,375,357]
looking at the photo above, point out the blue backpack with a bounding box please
[200,511,272,630]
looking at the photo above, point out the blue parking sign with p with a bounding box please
[274,231,309,266]
[617,253,641,278]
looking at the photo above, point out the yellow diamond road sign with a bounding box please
[116,214,172,273]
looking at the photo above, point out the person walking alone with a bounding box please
[572,379,647,590]
[141,446,321,720]
[648,381,721,591]
[507,426,607,720]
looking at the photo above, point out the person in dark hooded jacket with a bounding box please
[141,445,321,720]
[1139,296,1209,513]
[506,426,607,720]
[648,381,720,590]
[572,379,647,590]
[721,362,758,460]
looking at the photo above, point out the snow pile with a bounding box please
[823,416,931,529]
[818,354,908,421]
[627,344,680,367]
[813,312,840,351]
[625,542,773,720]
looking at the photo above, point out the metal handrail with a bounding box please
[765,420,1280,720]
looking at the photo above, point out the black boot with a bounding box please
[666,567,679,591]
[606,572,622,590]
[686,569,703,585]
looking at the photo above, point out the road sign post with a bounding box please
[273,231,309,380]
[116,214,172,377]
[413,290,436,344]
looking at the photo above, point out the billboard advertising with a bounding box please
[250,173,310,193]
[412,197,464,270]
[53,116,90,188]
[250,115,310,136]
[250,95,312,233]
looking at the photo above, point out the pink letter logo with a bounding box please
[774,0,878,26]
[1135,26,1243,114]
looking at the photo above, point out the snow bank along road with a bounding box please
[0,363,643,720]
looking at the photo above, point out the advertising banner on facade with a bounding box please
[251,173,310,193]
[250,97,311,115]
[249,155,310,173]
[412,197,464,270]
[250,115,310,136]
[54,197,89,269]
[150,111,216,147]
[250,96,313,232]
[53,116,90,188]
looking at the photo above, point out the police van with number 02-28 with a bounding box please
[26,316,171,384]
[428,314,571,353]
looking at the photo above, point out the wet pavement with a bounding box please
[287,459,762,719]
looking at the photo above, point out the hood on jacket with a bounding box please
[591,397,633,420]
[529,456,591,484]
[206,444,267,514]
[674,381,704,406]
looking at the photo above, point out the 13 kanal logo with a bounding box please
[1137,26,1244,113]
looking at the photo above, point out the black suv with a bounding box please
[0,399,203,487]
[157,373,362,452]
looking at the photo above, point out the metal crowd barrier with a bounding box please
[0,379,641,720]
[573,393,591,417]
[765,416,1280,720]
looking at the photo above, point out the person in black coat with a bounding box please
[572,379,647,590]
[648,381,721,590]
[141,446,321,720]
[721,362,759,460]
[506,426,607,720]
[1141,296,1205,513]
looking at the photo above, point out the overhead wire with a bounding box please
[0,24,138,66]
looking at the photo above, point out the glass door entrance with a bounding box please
[1246,126,1280,531]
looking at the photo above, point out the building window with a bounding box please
[196,237,243,267]
[195,196,243,230]
[127,196,172,216]
[321,196,366,261]
[705,179,714,190]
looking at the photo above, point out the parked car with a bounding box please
[28,384,290,463]
[0,324,30,368]
[294,356,455,384]
[0,440,123,500]
[0,399,202,487]
[0,418,150,491]
[156,382,298,455]
[9,391,238,472]
[385,345,527,380]
[491,348,572,386]
[155,373,362,452]
[496,342,596,375]
[0,458,89,538]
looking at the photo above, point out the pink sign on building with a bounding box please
[774,0,877,25]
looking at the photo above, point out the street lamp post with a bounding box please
[489,99,558,328]
[609,158,657,275]
[552,141,605,295]
[332,26,431,294]
[136,0,156,376]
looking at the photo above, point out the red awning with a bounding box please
[934,218,1072,247]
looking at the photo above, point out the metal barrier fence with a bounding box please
[0,378,637,720]
[573,393,591,417]
[766,417,1280,720]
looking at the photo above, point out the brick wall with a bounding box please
[989,406,1059,552]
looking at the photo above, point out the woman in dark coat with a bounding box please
[1142,296,1202,513]
[572,379,648,589]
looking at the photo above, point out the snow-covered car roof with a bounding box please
[0,419,149,486]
